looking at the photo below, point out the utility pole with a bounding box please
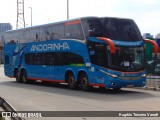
[67,0,69,19]
[16,0,25,29]
[29,7,32,26]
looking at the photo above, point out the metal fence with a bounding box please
[146,76,160,90]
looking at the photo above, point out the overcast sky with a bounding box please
[1,0,160,36]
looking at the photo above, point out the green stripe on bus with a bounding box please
[70,64,85,66]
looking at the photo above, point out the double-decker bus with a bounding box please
[4,17,158,91]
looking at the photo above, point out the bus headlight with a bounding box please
[100,69,118,78]
[141,74,146,77]
[110,74,118,78]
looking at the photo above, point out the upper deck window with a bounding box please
[81,18,104,38]
[40,24,65,41]
[29,28,40,42]
[101,18,142,41]
[65,20,84,40]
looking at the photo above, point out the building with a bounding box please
[0,23,12,63]
[155,33,160,39]
[143,33,154,39]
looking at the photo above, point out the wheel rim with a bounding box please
[16,73,20,82]
[22,75,25,81]
[16,73,19,80]
[69,76,74,84]
[82,77,88,87]
[22,72,26,82]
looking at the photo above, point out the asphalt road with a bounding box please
[0,66,160,120]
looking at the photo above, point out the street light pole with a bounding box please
[67,0,69,20]
[29,7,32,26]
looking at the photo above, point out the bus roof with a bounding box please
[6,16,133,33]
[5,17,96,33]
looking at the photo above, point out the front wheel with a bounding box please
[80,73,92,91]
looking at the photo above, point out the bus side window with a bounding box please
[6,32,13,44]
[40,27,44,41]
[36,34,39,41]
[40,27,48,41]
[25,53,34,65]
[44,53,54,65]
[35,54,42,65]
[35,28,40,42]
[19,30,27,43]
[49,55,54,65]
[42,26,52,41]
[29,28,40,42]
[11,31,19,44]
[49,25,57,40]
[45,29,50,40]
[65,23,84,40]
[54,24,65,40]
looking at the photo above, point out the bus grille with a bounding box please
[119,76,142,81]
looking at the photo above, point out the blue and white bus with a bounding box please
[4,17,158,91]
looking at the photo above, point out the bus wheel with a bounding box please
[21,70,28,84]
[15,72,22,83]
[80,73,92,91]
[67,73,78,90]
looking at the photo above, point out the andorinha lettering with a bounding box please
[30,42,70,52]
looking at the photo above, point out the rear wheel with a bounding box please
[80,73,92,91]
[15,71,22,83]
[67,73,78,90]
[21,70,28,84]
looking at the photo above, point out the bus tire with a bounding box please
[15,71,22,83]
[80,73,92,91]
[21,70,28,84]
[112,88,121,92]
[67,73,78,90]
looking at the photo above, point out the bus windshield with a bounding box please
[108,46,145,72]
[82,17,142,41]
[81,18,104,38]
[101,18,142,41]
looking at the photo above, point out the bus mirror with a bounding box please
[97,37,116,54]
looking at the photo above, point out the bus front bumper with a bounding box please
[105,76,146,89]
